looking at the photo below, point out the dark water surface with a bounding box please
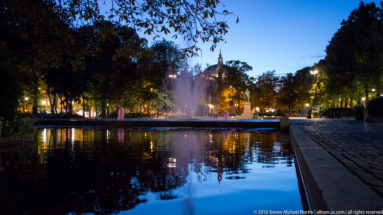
[0,128,303,214]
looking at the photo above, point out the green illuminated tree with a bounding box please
[255,71,279,112]
[325,2,383,105]
[225,60,252,112]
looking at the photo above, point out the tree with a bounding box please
[1,0,75,114]
[325,2,383,105]
[83,21,147,118]
[0,1,26,120]
[57,0,235,56]
[146,40,183,89]
[255,71,279,112]
[293,67,315,110]
[225,60,252,112]
[278,73,297,113]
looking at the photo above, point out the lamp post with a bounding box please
[310,69,319,110]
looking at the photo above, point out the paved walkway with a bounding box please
[291,118,383,198]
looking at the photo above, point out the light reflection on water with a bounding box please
[0,128,303,214]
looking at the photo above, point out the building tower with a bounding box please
[218,50,223,65]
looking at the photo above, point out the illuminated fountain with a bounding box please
[172,69,210,118]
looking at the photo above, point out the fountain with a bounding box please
[171,68,211,118]
[35,66,279,129]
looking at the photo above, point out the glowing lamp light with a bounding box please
[371,88,376,92]
[310,69,319,75]
[362,97,366,101]
[208,104,214,109]
[24,97,29,101]
[255,107,260,112]
[168,74,177,79]
[305,103,310,107]
[41,100,47,105]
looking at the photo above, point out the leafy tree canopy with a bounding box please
[58,0,236,56]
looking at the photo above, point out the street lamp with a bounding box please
[310,69,320,110]
[310,69,319,75]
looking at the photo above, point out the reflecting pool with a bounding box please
[0,128,303,214]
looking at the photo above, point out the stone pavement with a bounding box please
[291,118,383,198]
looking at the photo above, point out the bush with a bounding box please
[1,116,36,138]
[368,97,383,117]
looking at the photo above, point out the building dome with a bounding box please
[202,51,230,80]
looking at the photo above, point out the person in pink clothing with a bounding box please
[223,110,229,120]
[117,107,125,120]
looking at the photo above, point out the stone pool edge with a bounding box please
[33,118,280,129]
[290,125,383,210]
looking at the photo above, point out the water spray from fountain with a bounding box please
[165,65,213,119]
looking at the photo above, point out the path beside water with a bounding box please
[290,118,383,210]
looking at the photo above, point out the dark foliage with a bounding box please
[368,97,383,117]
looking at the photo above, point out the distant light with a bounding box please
[24,97,29,101]
[208,104,214,109]
[41,100,47,105]
[167,158,177,168]
[362,97,366,101]
[381,94,383,97]
[255,107,260,112]
[338,98,341,101]
[43,128,47,143]
[310,69,319,75]
[372,88,376,92]
[168,74,177,79]
[305,103,310,107]
[71,128,75,145]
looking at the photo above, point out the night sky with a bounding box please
[141,0,378,77]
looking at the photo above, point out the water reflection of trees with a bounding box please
[0,128,294,214]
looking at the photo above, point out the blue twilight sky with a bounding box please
[141,0,379,78]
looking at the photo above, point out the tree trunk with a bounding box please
[89,99,92,118]
[82,97,85,118]
[364,84,369,107]
[47,86,54,114]
[237,94,241,114]
[101,99,106,118]
[59,96,63,113]
[32,73,39,114]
